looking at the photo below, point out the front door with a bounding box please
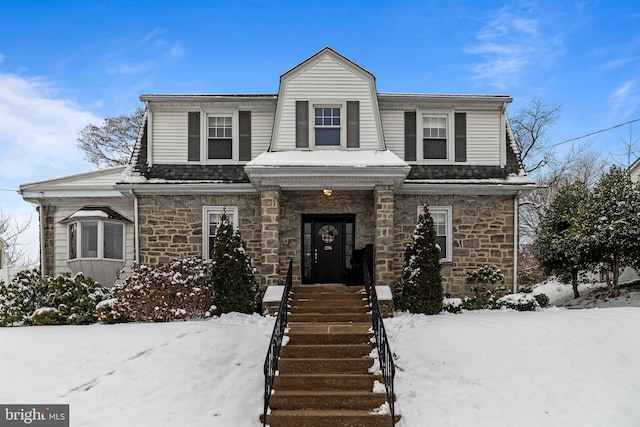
[302,215,355,284]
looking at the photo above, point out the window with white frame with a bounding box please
[207,115,233,159]
[314,107,341,146]
[422,114,448,160]
[203,206,238,259]
[68,220,124,260]
[417,205,452,262]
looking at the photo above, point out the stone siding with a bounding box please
[137,194,261,269]
[41,205,56,276]
[395,194,515,296]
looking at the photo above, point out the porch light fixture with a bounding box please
[323,189,333,197]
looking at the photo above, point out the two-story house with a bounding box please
[20,47,535,294]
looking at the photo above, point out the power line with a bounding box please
[550,117,640,148]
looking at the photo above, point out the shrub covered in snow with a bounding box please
[396,204,443,315]
[461,286,508,310]
[109,257,212,322]
[442,297,463,313]
[207,213,257,314]
[466,265,504,285]
[0,269,113,326]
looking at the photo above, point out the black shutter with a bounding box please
[404,111,417,161]
[188,112,200,161]
[239,111,251,161]
[296,101,309,148]
[347,101,360,148]
[455,112,467,162]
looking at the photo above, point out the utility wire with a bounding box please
[549,118,640,148]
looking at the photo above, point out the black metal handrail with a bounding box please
[262,259,293,426]
[361,250,397,425]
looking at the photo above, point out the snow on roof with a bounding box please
[247,149,408,168]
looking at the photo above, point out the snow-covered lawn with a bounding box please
[1,288,640,426]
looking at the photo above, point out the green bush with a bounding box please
[461,286,508,310]
[442,298,463,314]
[207,213,257,314]
[110,257,213,322]
[466,265,505,285]
[0,269,113,326]
[396,204,443,315]
[31,307,65,325]
[534,293,550,308]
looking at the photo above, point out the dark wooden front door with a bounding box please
[302,215,355,284]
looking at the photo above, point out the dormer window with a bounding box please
[207,115,233,159]
[422,115,448,159]
[314,107,341,146]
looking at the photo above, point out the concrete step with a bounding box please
[269,390,388,411]
[292,285,364,294]
[291,299,369,308]
[290,305,369,315]
[262,410,401,427]
[292,292,366,301]
[280,344,373,359]
[278,358,373,374]
[274,373,383,391]
[289,313,372,323]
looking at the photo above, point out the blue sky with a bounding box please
[1,0,639,263]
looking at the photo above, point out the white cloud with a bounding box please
[0,73,100,264]
[466,5,564,90]
[610,81,638,119]
[0,73,99,180]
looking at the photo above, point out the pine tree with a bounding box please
[208,213,257,314]
[397,204,443,314]
[534,181,590,298]
[575,166,640,297]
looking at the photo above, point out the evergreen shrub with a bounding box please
[0,269,113,326]
[396,204,443,314]
[207,213,257,314]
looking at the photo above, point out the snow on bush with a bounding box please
[0,269,113,326]
[108,257,212,323]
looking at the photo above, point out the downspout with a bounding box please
[132,190,140,264]
[513,191,520,293]
[38,201,46,275]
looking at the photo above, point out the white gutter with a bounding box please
[513,191,520,293]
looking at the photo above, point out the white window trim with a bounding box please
[417,205,452,262]
[68,220,126,261]
[202,110,240,163]
[202,206,239,260]
[310,100,346,149]
[417,110,454,164]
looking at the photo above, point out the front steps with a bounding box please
[263,285,400,427]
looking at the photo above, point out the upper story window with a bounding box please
[314,107,341,146]
[207,115,233,159]
[422,115,448,159]
[187,111,251,163]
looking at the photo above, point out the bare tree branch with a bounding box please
[77,106,145,168]
[0,209,34,267]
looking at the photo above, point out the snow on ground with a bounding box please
[1,287,640,426]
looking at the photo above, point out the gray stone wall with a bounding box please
[395,194,515,296]
[137,194,261,269]
[41,205,56,276]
